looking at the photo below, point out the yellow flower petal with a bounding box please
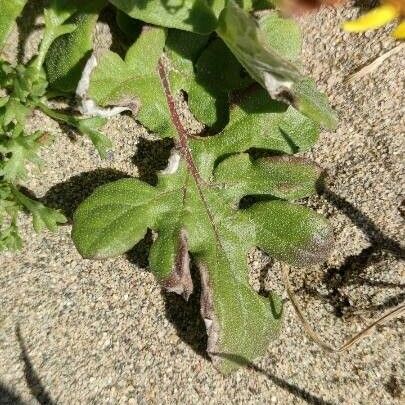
[392,20,405,39]
[343,5,399,33]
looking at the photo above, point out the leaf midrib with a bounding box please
[158,59,271,356]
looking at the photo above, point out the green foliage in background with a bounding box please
[0,0,111,250]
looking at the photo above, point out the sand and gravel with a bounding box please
[0,1,404,404]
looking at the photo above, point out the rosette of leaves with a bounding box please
[45,0,337,130]
[72,15,334,371]
[0,0,111,250]
[0,0,338,251]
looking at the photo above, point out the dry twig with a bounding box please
[346,43,405,83]
[281,264,405,352]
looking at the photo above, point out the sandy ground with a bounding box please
[1,1,404,404]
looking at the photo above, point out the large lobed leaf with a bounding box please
[73,64,333,373]
[70,0,336,372]
[88,26,176,136]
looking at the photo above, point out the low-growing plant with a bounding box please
[70,0,338,373]
[0,0,111,250]
[2,0,402,373]
[0,0,337,249]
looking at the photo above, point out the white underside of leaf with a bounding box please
[161,150,181,175]
[163,229,193,300]
[204,318,213,329]
[263,72,293,102]
[76,54,132,118]
[199,263,220,362]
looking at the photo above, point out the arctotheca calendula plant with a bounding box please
[6,0,398,374]
[70,0,338,373]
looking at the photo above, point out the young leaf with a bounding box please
[72,64,333,373]
[109,0,218,33]
[11,185,67,232]
[45,0,107,93]
[33,0,78,71]
[0,181,22,251]
[0,0,112,252]
[0,125,43,182]
[0,220,22,251]
[88,26,176,136]
[75,116,111,159]
[0,0,27,50]
[217,1,337,129]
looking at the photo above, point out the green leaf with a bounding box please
[45,0,107,93]
[0,221,22,251]
[165,29,213,123]
[73,67,332,373]
[115,9,143,40]
[11,185,67,232]
[214,154,323,201]
[0,61,14,89]
[292,78,337,131]
[165,9,305,132]
[195,38,252,92]
[252,0,276,10]
[187,38,251,130]
[109,0,218,33]
[72,178,164,258]
[247,201,333,266]
[88,26,176,136]
[0,126,42,182]
[0,181,22,251]
[259,11,301,61]
[217,1,337,129]
[192,88,320,179]
[3,97,31,125]
[166,29,210,81]
[75,116,112,159]
[0,0,27,50]
[167,32,251,131]
[33,0,78,71]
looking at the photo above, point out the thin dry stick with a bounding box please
[346,43,405,83]
[281,264,405,353]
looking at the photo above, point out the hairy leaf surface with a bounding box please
[217,1,337,129]
[73,64,333,372]
[88,26,176,136]
[45,0,107,93]
[0,0,27,50]
[109,0,218,33]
